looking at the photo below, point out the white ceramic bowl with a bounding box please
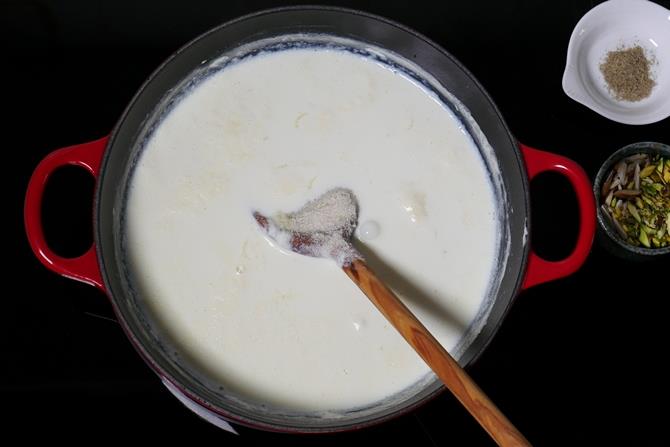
[562,0,670,125]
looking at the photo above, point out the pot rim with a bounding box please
[95,5,529,433]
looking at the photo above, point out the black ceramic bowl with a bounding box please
[594,141,670,260]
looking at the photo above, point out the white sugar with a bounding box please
[268,188,361,266]
[275,188,358,234]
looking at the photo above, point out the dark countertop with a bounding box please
[4,0,669,444]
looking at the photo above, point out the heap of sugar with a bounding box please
[257,188,361,266]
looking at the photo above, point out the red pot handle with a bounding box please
[520,143,595,290]
[24,137,109,291]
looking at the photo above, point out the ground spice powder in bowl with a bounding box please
[561,0,670,124]
[599,45,656,102]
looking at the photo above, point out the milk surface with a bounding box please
[126,47,499,411]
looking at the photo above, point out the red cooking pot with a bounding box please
[24,7,595,433]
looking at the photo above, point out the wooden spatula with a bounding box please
[254,188,530,446]
[343,258,530,446]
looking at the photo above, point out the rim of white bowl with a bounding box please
[562,0,670,125]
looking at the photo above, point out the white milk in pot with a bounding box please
[125,43,500,412]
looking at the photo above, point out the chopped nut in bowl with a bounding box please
[594,142,670,260]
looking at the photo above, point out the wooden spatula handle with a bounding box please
[343,259,530,447]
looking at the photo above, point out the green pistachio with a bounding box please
[639,227,650,247]
[603,153,670,248]
[627,202,641,222]
[640,165,656,178]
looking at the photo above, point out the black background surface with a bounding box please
[4,0,669,445]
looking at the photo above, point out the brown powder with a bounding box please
[599,45,655,102]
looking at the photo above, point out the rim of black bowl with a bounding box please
[593,141,670,256]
